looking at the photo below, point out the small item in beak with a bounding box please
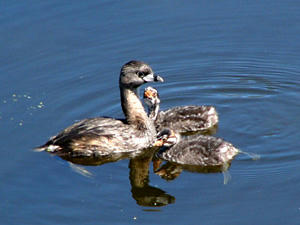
[153,139,164,147]
[143,87,157,99]
[143,89,152,98]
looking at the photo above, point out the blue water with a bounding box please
[1,1,300,224]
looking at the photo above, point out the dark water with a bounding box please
[1,1,300,224]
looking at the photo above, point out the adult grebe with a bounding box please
[143,86,218,133]
[154,129,239,167]
[36,61,164,157]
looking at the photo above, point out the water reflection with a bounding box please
[54,147,176,207]
[129,152,175,207]
[153,157,231,182]
[35,123,225,207]
[54,133,239,206]
[38,126,241,207]
[60,149,145,166]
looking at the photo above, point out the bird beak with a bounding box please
[143,73,164,83]
[154,74,164,82]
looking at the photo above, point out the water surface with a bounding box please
[1,1,300,224]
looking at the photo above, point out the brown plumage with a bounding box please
[36,61,164,157]
[154,129,239,167]
[143,86,218,133]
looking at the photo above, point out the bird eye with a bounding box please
[137,71,144,77]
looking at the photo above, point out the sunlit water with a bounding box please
[1,1,300,224]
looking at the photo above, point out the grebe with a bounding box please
[154,129,240,167]
[36,61,164,157]
[143,87,218,133]
[154,129,260,184]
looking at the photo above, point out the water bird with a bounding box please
[143,86,218,134]
[154,129,240,167]
[154,129,260,184]
[36,60,164,157]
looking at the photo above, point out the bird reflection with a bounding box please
[129,150,175,207]
[60,150,144,166]
[153,157,232,183]
[54,147,175,207]
[36,118,256,205]
[152,128,259,184]
[38,125,229,206]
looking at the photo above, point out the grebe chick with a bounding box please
[36,61,164,157]
[143,87,218,134]
[154,129,239,167]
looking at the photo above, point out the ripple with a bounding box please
[155,57,300,180]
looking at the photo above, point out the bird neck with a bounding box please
[120,87,153,129]
[148,102,160,121]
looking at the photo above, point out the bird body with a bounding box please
[155,129,239,167]
[36,61,163,157]
[143,86,218,134]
